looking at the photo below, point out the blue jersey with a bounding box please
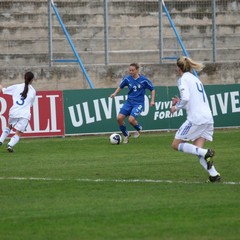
[119,74,154,104]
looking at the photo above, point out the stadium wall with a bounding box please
[0,0,239,90]
[0,62,240,91]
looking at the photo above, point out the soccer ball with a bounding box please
[109,133,122,144]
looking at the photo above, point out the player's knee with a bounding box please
[117,118,122,125]
[128,116,135,125]
[117,116,124,125]
[171,141,179,151]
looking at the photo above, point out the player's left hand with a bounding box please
[170,106,177,113]
[172,96,180,106]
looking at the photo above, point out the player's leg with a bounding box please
[172,121,215,167]
[117,113,128,136]
[194,140,220,181]
[171,121,208,155]
[7,131,22,152]
[0,124,12,145]
[172,138,209,159]
[7,118,28,152]
[128,115,141,138]
[128,104,143,138]
[118,102,132,143]
[193,129,221,182]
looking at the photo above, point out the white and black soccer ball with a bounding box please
[109,133,122,145]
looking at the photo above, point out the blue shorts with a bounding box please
[119,100,144,118]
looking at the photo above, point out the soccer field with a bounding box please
[0,129,239,240]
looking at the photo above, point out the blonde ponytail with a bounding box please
[177,56,204,73]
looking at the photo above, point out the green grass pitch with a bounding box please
[0,129,239,240]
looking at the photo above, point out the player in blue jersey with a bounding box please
[110,63,155,143]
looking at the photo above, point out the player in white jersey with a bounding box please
[0,71,36,152]
[170,56,221,183]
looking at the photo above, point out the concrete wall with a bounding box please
[0,62,239,90]
[0,0,239,90]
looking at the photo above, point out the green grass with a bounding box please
[0,129,239,240]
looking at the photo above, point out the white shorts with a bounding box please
[175,120,214,142]
[8,117,29,133]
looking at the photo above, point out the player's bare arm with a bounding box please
[150,89,155,106]
[110,87,121,98]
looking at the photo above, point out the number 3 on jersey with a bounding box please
[16,94,25,105]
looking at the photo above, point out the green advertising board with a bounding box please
[63,84,240,135]
[205,84,240,127]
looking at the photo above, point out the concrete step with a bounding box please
[0,0,238,26]
[51,0,240,14]
[0,1,47,13]
[0,0,237,17]
[1,34,240,53]
[52,12,240,27]
[1,11,239,27]
[162,0,239,13]
[0,0,239,67]
[0,13,48,27]
[0,0,230,11]
[1,23,239,40]
[166,12,240,25]
[0,48,239,66]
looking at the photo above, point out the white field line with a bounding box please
[0,177,239,185]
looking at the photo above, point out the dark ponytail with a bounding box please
[21,71,34,99]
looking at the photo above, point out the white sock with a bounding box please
[199,156,218,176]
[208,166,218,176]
[178,143,208,157]
[8,135,20,147]
[0,127,11,143]
[199,156,208,170]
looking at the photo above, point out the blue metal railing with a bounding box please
[161,0,198,77]
[50,0,94,89]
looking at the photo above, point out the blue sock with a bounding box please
[134,124,142,131]
[120,125,128,137]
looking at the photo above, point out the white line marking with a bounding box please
[0,177,239,185]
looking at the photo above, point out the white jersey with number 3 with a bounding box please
[177,72,213,125]
[2,83,36,120]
